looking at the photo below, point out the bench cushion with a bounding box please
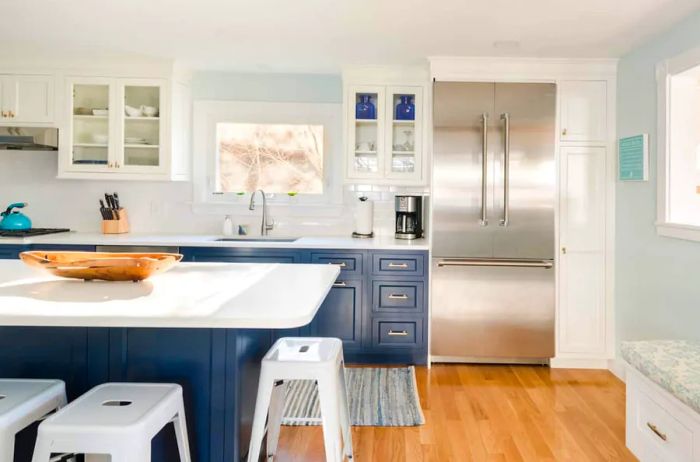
[621,340,700,414]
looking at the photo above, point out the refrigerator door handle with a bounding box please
[480,112,488,226]
[500,112,510,227]
[437,258,553,269]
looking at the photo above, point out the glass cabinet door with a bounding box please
[348,86,384,178]
[121,82,163,169]
[386,87,422,179]
[69,80,112,169]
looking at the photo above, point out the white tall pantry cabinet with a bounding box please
[556,79,615,368]
[429,59,617,369]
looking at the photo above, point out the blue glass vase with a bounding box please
[355,94,376,120]
[395,95,415,121]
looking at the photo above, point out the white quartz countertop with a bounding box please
[0,232,429,251]
[0,260,339,329]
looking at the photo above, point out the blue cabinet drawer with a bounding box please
[310,252,363,277]
[311,279,362,348]
[373,319,423,347]
[0,245,27,259]
[372,253,425,277]
[372,281,424,313]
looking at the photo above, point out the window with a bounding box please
[215,123,324,194]
[657,47,700,241]
[193,101,342,209]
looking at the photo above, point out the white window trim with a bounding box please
[656,46,700,242]
[192,100,343,214]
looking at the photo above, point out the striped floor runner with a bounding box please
[281,366,424,427]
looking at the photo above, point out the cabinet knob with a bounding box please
[561,247,567,254]
[1,111,6,118]
[8,111,15,118]
[562,128,568,136]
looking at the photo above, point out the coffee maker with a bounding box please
[395,195,423,240]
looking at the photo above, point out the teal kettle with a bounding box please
[0,203,32,230]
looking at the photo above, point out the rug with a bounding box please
[281,366,425,427]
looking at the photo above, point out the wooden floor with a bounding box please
[274,364,636,461]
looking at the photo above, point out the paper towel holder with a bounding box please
[352,196,374,239]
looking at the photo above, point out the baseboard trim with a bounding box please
[608,358,626,382]
[550,357,611,369]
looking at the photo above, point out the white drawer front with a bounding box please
[630,386,694,461]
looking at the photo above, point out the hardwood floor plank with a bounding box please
[273,365,636,461]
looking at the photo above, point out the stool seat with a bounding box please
[0,379,66,462]
[40,383,180,432]
[248,337,353,462]
[32,383,191,462]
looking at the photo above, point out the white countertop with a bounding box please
[0,260,339,329]
[0,231,429,251]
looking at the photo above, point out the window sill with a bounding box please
[191,201,346,218]
[656,222,700,242]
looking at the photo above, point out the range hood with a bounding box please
[0,127,58,151]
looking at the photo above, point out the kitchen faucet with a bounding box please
[249,189,274,236]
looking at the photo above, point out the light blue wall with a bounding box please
[191,71,342,103]
[617,11,700,345]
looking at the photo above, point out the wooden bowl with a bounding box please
[19,251,183,282]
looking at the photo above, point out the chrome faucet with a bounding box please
[248,189,274,236]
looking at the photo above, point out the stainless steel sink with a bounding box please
[214,237,299,243]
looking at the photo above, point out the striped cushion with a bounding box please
[621,340,700,414]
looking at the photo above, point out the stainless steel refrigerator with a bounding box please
[431,82,556,363]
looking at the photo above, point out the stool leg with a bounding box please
[173,402,192,462]
[337,364,353,460]
[247,375,275,462]
[0,434,15,462]
[30,436,52,462]
[111,443,150,462]
[318,374,342,462]
[266,380,287,459]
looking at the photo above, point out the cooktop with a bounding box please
[0,228,71,237]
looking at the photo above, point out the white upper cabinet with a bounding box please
[60,76,190,181]
[558,146,607,355]
[559,80,607,143]
[344,77,427,184]
[0,74,55,124]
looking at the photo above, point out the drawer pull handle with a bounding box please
[387,263,408,269]
[387,330,408,336]
[333,281,347,287]
[329,262,347,268]
[388,294,409,300]
[646,422,668,442]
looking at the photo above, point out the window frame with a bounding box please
[193,100,343,212]
[656,46,700,242]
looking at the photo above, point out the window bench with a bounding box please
[622,340,700,461]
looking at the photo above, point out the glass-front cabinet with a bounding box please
[345,84,423,183]
[65,77,165,175]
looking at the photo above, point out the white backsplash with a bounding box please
[0,151,428,238]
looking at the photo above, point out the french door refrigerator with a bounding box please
[431,82,556,363]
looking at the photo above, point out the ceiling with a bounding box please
[3,0,700,73]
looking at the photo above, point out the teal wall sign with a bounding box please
[618,134,649,181]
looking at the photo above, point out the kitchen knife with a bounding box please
[99,200,110,220]
[113,192,120,210]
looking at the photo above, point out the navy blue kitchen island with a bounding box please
[0,244,429,461]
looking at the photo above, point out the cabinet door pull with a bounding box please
[387,262,408,269]
[8,110,15,118]
[388,293,409,300]
[329,262,347,268]
[333,281,347,287]
[1,111,7,118]
[646,422,667,442]
[387,330,408,336]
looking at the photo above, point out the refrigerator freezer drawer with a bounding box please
[430,258,555,361]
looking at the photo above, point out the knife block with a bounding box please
[102,209,130,234]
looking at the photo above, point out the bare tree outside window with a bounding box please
[216,123,324,194]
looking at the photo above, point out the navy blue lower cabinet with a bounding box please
[0,244,28,259]
[310,279,363,349]
[181,246,303,264]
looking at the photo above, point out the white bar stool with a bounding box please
[31,382,191,462]
[247,337,353,462]
[0,379,66,462]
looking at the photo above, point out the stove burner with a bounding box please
[0,228,71,237]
